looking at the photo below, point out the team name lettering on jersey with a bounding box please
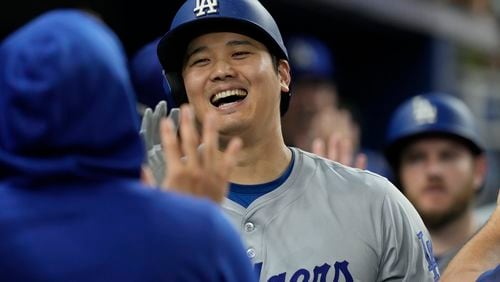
[258,260,353,282]
[417,231,440,281]
[194,0,218,17]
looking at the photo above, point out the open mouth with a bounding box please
[210,89,247,108]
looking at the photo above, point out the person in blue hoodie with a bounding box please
[0,9,255,282]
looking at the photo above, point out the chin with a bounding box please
[419,204,468,230]
[218,122,245,137]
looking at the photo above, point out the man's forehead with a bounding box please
[404,136,468,152]
[187,32,259,50]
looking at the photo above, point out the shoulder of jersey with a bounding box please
[297,148,394,192]
[299,148,384,177]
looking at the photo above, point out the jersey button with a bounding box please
[244,222,255,232]
[246,248,256,259]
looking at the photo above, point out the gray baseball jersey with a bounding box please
[222,147,440,282]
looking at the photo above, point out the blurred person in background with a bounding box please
[447,0,493,15]
[282,34,392,176]
[130,37,176,118]
[384,92,490,272]
[0,9,255,281]
[281,35,365,167]
[281,35,339,150]
[130,37,180,186]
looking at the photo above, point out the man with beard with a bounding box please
[384,92,488,272]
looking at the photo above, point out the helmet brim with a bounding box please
[157,17,288,73]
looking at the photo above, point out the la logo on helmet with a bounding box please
[194,0,218,17]
[412,96,437,125]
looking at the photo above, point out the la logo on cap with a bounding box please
[194,0,218,17]
[412,96,437,125]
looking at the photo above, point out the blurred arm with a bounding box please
[441,191,500,281]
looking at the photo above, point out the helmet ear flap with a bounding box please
[163,71,188,109]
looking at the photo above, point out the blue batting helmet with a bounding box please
[157,0,291,115]
[384,92,484,168]
[286,35,334,80]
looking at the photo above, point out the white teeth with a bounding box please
[211,89,247,104]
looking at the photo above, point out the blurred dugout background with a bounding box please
[1,0,499,205]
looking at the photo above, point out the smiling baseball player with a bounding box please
[149,0,441,281]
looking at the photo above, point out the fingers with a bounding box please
[167,108,180,132]
[210,137,242,203]
[354,153,367,170]
[327,133,340,161]
[140,165,155,187]
[158,104,240,204]
[313,132,367,170]
[312,138,326,157]
[157,101,167,117]
[140,108,154,150]
[203,111,218,174]
[161,117,182,174]
[179,105,200,169]
[338,137,353,166]
[152,101,167,145]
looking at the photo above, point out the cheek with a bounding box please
[183,72,206,102]
[250,60,279,86]
[183,72,200,92]
[455,158,473,172]
[444,155,474,174]
[445,160,474,185]
[400,167,423,191]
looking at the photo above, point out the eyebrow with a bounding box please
[186,40,255,59]
[226,39,254,47]
[186,46,207,59]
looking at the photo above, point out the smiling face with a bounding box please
[398,137,485,230]
[181,32,290,141]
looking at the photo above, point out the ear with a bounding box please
[472,153,487,192]
[278,59,291,93]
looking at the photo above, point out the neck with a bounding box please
[228,130,291,185]
[430,208,477,257]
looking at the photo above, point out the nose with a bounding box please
[209,59,236,81]
[425,158,445,179]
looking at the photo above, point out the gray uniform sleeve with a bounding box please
[377,185,441,281]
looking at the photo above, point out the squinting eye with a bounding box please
[441,150,459,161]
[191,58,209,66]
[233,51,250,58]
[403,153,425,165]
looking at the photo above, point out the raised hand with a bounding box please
[160,105,242,204]
[312,132,367,169]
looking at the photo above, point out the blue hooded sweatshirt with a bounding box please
[0,9,256,282]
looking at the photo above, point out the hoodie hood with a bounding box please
[0,10,144,185]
